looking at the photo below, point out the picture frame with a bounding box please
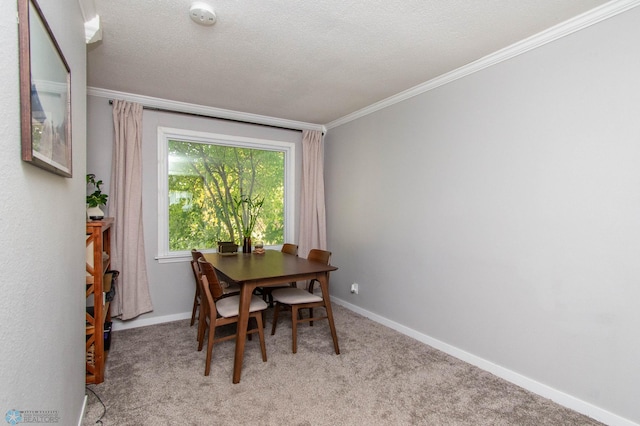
[18,0,72,177]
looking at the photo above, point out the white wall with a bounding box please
[0,0,87,424]
[86,95,303,325]
[325,6,640,425]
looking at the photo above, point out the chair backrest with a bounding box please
[191,249,204,260]
[190,252,214,324]
[197,269,216,321]
[305,249,332,293]
[197,257,225,300]
[281,243,298,256]
[190,249,204,289]
[191,249,204,272]
[190,257,201,286]
[307,249,331,265]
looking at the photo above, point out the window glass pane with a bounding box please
[168,139,285,251]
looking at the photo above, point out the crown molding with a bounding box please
[325,0,640,130]
[87,87,326,134]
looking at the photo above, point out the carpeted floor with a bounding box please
[83,304,603,425]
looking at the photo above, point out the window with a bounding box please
[157,127,295,261]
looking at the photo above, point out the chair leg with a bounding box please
[197,315,206,351]
[260,288,272,306]
[291,305,298,354]
[309,308,314,326]
[204,324,215,376]
[255,313,267,362]
[190,289,199,326]
[271,303,281,335]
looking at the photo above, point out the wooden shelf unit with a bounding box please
[86,217,114,384]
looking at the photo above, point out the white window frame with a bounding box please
[157,126,296,263]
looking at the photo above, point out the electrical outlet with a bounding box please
[350,283,359,294]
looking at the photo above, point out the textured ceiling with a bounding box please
[87,0,609,125]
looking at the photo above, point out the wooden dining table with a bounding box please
[203,249,339,383]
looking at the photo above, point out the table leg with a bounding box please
[317,273,340,355]
[233,282,256,383]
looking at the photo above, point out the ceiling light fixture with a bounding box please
[189,2,217,26]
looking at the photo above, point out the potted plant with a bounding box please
[232,194,264,253]
[86,173,108,220]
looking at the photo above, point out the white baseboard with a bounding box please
[108,299,637,426]
[111,311,192,331]
[331,297,637,426]
[77,394,88,426]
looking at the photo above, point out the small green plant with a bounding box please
[232,194,264,238]
[86,174,108,207]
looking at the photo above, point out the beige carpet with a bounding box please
[83,304,603,425]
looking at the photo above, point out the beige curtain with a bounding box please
[298,130,327,258]
[109,100,153,320]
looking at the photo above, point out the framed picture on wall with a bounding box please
[18,0,72,177]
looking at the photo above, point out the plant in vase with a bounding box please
[86,173,108,220]
[232,194,264,253]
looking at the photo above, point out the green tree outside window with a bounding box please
[168,139,285,251]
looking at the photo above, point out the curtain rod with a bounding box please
[107,99,306,133]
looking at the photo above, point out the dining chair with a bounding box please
[281,243,298,256]
[190,249,240,334]
[189,249,204,327]
[259,243,299,307]
[270,249,337,354]
[302,248,331,325]
[196,257,268,376]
